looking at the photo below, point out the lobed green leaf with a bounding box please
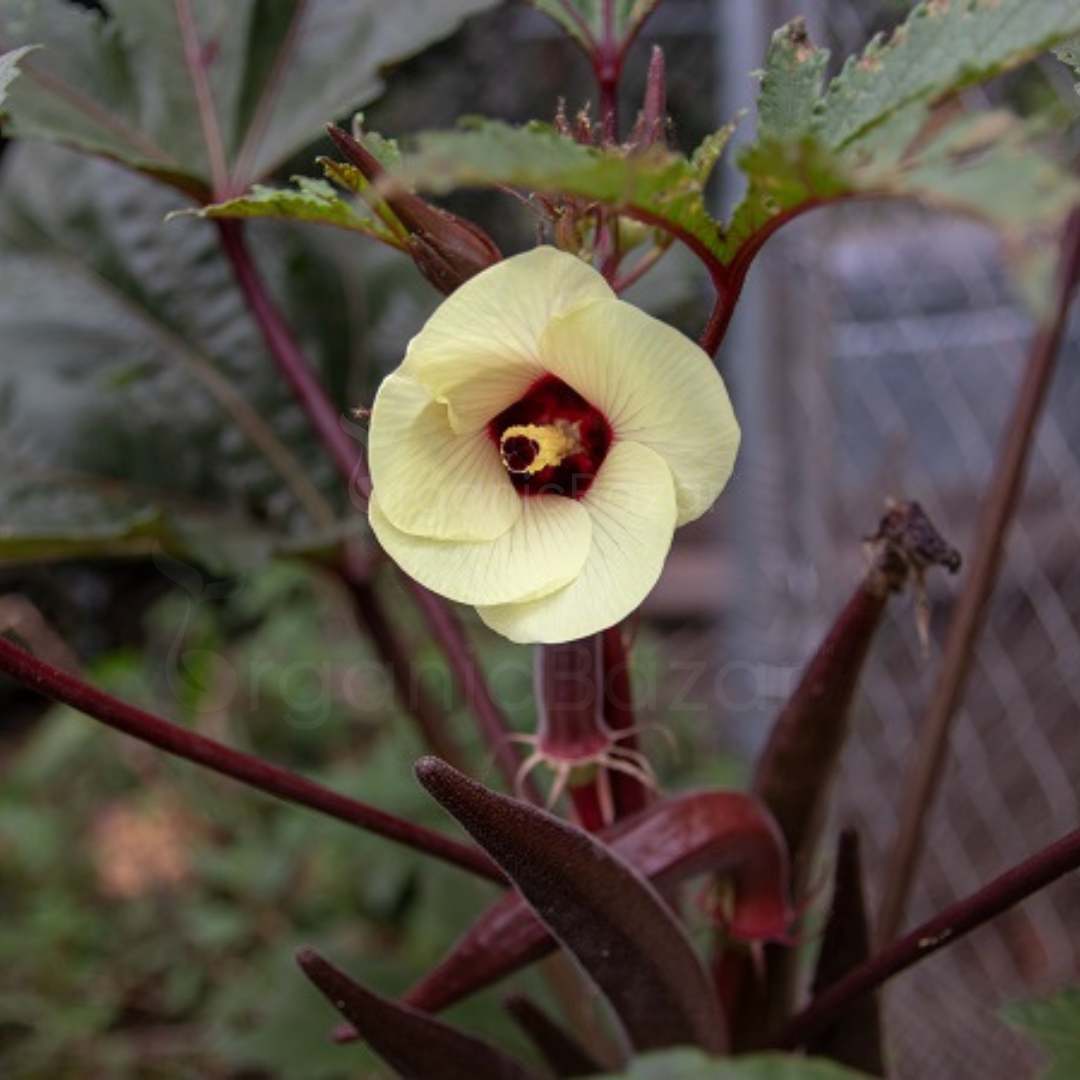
[385,0,1080,313]
[815,0,1080,150]
[388,119,733,263]
[184,174,404,248]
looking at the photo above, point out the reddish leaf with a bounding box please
[414,757,730,1054]
[805,830,885,1076]
[504,994,605,1078]
[393,788,790,1021]
[296,948,539,1080]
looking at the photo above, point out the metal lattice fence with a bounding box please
[715,3,1080,1074]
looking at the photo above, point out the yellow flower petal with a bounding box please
[401,247,615,433]
[369,373,520,542]
[369,492,592,607]
[540,299,740,526]
[476,441,677,643]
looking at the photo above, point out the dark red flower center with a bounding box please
[488,374,612,499]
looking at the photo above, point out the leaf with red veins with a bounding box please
[414,757,728,1055]
[395,787,791,1022]
[297,948,540,1080]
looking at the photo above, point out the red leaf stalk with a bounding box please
[0,635,502,882]
[217,217,531,797]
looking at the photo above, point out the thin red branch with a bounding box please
[777,823,1080,1050]
[613,242,669,293]
[216,219,532,797]
[699,197,835,357]
[0,635,502,883]
[621,205,727,283]
[876,207,1080,943]
[216,220,370,495]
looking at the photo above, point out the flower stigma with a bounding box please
[499,421,581,475]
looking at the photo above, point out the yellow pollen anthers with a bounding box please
[500,421,581,475]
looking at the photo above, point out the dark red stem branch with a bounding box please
[777,822,1080,1050]
[699,198,833,357]
[215,218,532,797]
[0,635,502,883]
[876,208,1080,942]
[216,220,368,493]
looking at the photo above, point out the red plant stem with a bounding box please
[699,198,833,358]
[216,220,368,493]
[776,823,1080,1050]
[875,208,1080,944]
[349,580,467,770]
[216,218,533,798]
[0,635,503,884]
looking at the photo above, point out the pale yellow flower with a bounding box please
[367,247,740,644]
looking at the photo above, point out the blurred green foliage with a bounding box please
[0,555,740,1077]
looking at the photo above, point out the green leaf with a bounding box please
[816,0,1080,150]
[389,118,734,263]
[593,1049,872,1079]
[530,1,660,53]
[0,484,169,565]
[723,2,1080,303]
[1005,988,1080,1080]
[185,173,404,247]
[0,0,500,194]
[183,129,410,245]
[0,140,352,569]
[0,43,34,111]
[755,19,829,142]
